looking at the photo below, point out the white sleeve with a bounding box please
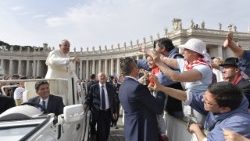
[193,65,211,79]
[46,51,70,66]
[183,89,193,105]
[176,58,185,73]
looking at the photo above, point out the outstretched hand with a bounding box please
[75,56,80,63]
[188,123,201,133]
[147,75,161,91]
[223,32,237,48]
[70,56,80,63]
[138,43,161,62]
[146,50,161,63]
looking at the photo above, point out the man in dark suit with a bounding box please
[109,76,121,129]
[220,57,250,110]
[28,80,64,116]
[0,95,16,114]
[85,72,117,141]
[119,57,164,141]
[86,74,98,134]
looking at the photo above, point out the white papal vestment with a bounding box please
[45,50,78,81]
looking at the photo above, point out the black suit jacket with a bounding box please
[87,80,97,95]
[28,95,64,116]
[85,83,117,116]
[112,82,121,94]
[0,95,16,114]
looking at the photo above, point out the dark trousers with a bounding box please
[165,82,184,118]
[111,103,120,126]
[96,109,111,141]
[90,116,97,134]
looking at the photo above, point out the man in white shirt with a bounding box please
[13,76,27,105]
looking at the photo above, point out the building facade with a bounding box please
[1,19,250,80]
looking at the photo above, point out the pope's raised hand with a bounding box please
[70,56,80,63]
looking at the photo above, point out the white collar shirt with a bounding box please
[99,83,110,110]
[125,76,138,82]
[39,97,49,109]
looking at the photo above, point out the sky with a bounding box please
[0,0,249,51]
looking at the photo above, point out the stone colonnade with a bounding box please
[76,55,145,80]
[1,22,250,80]
[0,49,146,80]
[0,59,46,78]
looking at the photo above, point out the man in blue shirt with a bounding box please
[153,80,250,141]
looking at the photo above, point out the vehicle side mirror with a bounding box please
[63,104,84,123]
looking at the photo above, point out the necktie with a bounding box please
[42,100,46,110]
[101,85,106,110]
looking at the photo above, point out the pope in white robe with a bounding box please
[45,39,79,81]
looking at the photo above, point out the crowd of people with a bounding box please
[0,32,250,141]
[119,32,250,141]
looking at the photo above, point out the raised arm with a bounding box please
[223,32,244,57]
[145,49,179,69]
[155,60,202,82]
[46,51,80,66]
[152,75,187,101]
[160,56,179,69]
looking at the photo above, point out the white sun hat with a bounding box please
[178,38,207,55]
[179,38,211,64]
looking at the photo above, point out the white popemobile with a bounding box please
[0,78,91,141]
